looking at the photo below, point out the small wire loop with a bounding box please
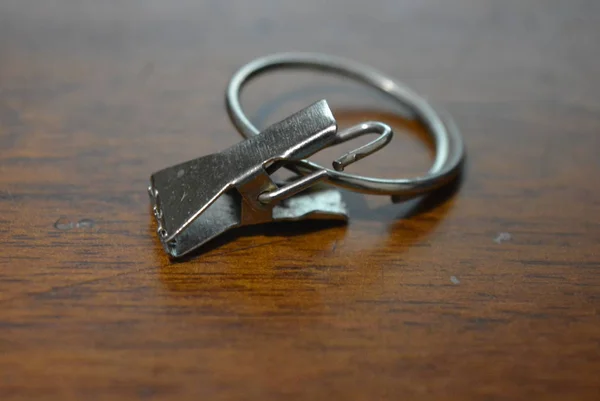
[257,121,393,204]
[332,121,393,171]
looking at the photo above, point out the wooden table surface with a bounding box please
[1,1,599,400]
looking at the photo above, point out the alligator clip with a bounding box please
[149,100,392,258]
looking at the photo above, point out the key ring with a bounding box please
[226,52,465,199]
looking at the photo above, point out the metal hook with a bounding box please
[332,121,393,171]
[257,121,393,204]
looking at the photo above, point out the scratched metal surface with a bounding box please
[149,100,341,257]
[1,0,599,400]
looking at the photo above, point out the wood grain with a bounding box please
[1,0,599,400]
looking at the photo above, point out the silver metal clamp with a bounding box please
[149,53,465,258]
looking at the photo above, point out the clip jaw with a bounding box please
[149,100,348,258]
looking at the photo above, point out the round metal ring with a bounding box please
[226,52,465,198]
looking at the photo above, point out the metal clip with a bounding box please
[149,100,392,258]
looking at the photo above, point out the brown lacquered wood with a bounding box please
[1,1,599,400]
